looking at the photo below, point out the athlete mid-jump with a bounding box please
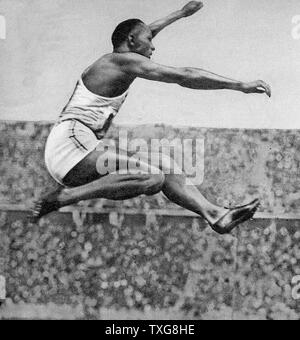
[32,2,271,234]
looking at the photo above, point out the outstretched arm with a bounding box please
[175,68,271,97]
[118,53,272,97]
[149,1,204,38]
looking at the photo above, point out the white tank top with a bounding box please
[59,78,129,135]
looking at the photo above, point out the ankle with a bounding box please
[57,188,76,207]
[207,208,228,224]
[45,188,64,207]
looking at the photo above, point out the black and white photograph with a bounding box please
[0,0,299,321]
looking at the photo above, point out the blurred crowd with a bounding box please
[0,212,299,320]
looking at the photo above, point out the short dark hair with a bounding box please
[112,19,145,49]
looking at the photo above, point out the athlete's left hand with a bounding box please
[241,80,272,98]
[181,1,204,17]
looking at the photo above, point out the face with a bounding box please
[130,24,155,58]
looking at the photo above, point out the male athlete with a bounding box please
[32,1,271,235]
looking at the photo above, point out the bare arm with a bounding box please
[119,53,271,97]
[149,1,204,38]
[178,68,271,97]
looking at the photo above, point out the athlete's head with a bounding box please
[112,19,155,58]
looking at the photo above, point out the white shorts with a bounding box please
[45,120,101,186]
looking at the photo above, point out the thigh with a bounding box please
[135,151,182,174]
[63,145,162,187]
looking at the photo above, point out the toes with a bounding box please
[29,201,44,222]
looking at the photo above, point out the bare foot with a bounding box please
[29,188,63,223]
[209,199,260,235]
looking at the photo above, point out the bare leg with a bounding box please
[57,172,165,207]
[32,148,259,233]
[134,151,226,224]
[58,150,226,224]
[136,152,259,232]
[31,150,165,221]
[59,151,223,223]
[162,174,226,224]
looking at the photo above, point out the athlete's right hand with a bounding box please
[241,80,272,98]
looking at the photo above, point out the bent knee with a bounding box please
[143,172,165,196]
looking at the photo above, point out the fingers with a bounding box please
[187,1,203,6]
[196,1,204,8]
[183,1,204,15]
[243,80,272,97]
[256,80,272,98]
[196,2,204,11]
[255,88,266,94]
